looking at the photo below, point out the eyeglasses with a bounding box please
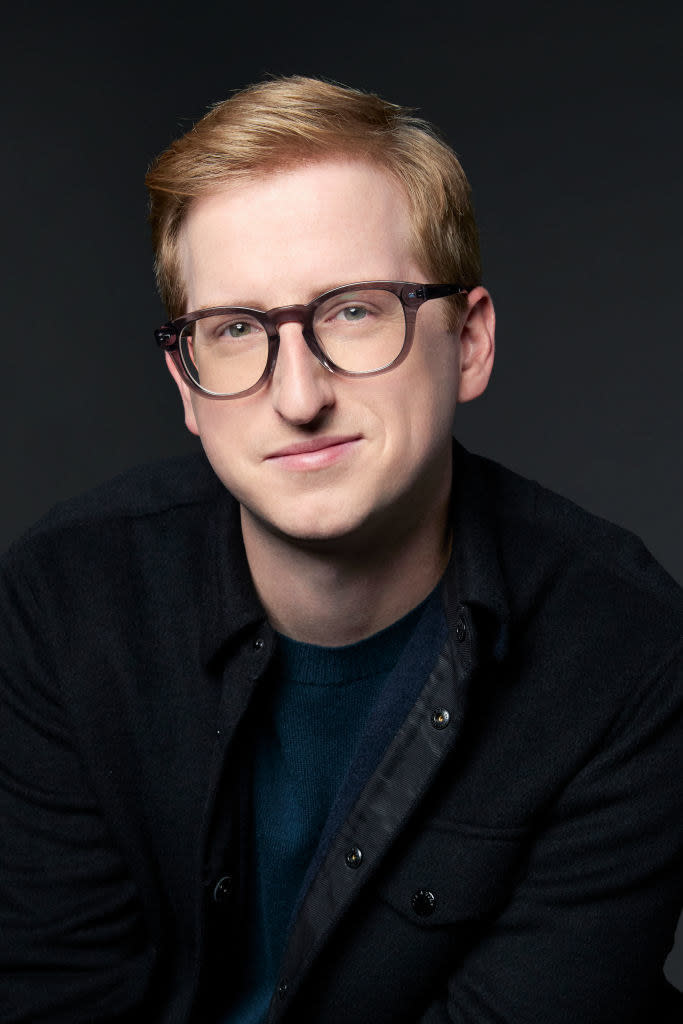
[155,281,468,399]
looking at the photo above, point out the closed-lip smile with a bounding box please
[266,435,362,469]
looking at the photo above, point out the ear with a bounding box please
[457,286,495,403]
[165,352,200,436]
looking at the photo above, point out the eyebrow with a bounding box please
[190,282,368,313]
[192,299,263,313]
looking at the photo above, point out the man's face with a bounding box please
[169,159,492,553]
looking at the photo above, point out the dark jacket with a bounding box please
[1,444,681,1023]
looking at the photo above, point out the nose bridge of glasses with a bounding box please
[269,303,309,331]
[268,303,330,371]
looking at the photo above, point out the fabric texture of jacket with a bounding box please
[1,443,681,1023]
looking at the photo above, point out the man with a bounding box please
[1,76,681,1023]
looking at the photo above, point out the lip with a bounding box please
[266,435,362,470]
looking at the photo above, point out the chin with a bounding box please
[272,514,362,547]
[244,497,379,552]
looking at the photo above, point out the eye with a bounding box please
[222,320,254,338]
[204,314,266,343]
[338,304,368,322]
[314,289,394,337]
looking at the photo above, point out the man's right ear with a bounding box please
[164,352,200,436]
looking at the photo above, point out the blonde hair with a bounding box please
[145,76,481,322]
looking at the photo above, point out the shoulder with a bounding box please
[459,448,681,688]
[1,453,234,603]
[481,449,678,599]
[13,452,225,542]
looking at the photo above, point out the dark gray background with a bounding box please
[3,0,682,987]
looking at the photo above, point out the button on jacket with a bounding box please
[0,443,681,1023]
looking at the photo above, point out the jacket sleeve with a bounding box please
[418,648,683,1023]
[0,549,153,1023]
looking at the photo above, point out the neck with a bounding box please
[240,497,452,647]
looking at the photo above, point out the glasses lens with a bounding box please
[179,312,269,395]
[313,288,406,373]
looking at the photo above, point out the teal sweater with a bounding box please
[228,603,425,1022]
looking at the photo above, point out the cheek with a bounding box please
[424,339,461,424]
[380,345,459,447]
[190,399,247,469]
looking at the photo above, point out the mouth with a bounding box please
[266,435,362,470]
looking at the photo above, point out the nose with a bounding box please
[269,320,335,425]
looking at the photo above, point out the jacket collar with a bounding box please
[448,441,510,623]
[199,486,267,667]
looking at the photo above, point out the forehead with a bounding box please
[178,159,420,309]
